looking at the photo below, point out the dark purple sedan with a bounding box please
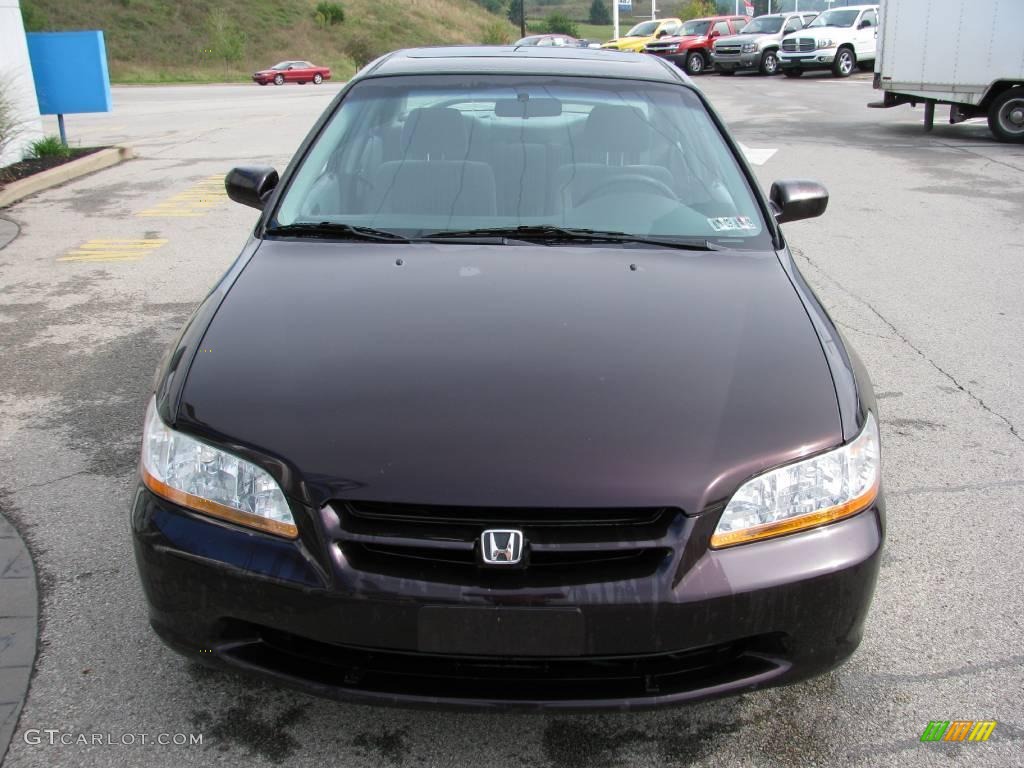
[132,46,883,711]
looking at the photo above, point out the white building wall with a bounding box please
[0,0,43,168]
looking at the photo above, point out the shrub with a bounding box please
[345,33,387,68]
[1,81,24,164]
[589,0,611,26]
[543,12,578,37]
[482,22,514,45]
[315,2,345,26]
[26,135,71,160]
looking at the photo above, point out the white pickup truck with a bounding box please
[778,5,879,79]
[868,0,1024,142]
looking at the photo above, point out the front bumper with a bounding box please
[711,52,761,71]
[132,487,884,711]
[779,52,835,71]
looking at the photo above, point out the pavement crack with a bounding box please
[793,246,1023,444]
[8,470,92,494]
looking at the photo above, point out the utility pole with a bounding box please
[613,0,619,38]
[520,0,526,37]
[652,0,657,21]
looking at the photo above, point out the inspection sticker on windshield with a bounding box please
[707,216,756,232]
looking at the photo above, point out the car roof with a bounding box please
[363,46,688,84]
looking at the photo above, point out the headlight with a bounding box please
[711,413,880,548]
[742,43,759,53]
[817,39,836,49]
[140,399,298,538]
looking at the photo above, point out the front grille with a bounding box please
[224,625,786,705]
[328,500,680,585]
[716,45,742,55]
[644,44,677,53]
[782,37,815,52]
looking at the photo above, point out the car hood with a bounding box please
[715,33,770,43]
[657,35,706,45]
[177,241,841,513]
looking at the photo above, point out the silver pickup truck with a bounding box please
[711,12,817,76]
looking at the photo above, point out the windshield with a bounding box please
[273,75,769,247]
[679,20,711,36]
[807,9,859,28]
[740,16,783,34]
[626,21,659,37]
[271,62,293,70]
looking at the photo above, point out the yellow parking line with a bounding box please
[59,238,168,262]
[137,174,228,218]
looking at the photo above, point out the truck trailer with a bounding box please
[869,0,1024,142]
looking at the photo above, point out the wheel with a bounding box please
[988,87,1024,143]
[273,74,285,85]
[759,50,779,76]
[313,73,323,84]
[685,51,706,76]
[832,47,855,78]
[783,68,802,78]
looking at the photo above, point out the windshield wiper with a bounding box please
[422,225,723,251]
[265,222,410,242]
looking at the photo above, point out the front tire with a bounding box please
[273,74,285,85]
[988,87,1024,143]
[313,73,323,84]
[783,68,802,78]
[685,51,706,76]
[832,47,855,78]
[759,50,779,76]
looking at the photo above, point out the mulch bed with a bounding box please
[0,147,105,185]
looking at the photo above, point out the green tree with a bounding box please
[206,9,246,69]
[675,0,717,20]
[589,0,611,25]
[507,0,524,27]
[543,12,578,37]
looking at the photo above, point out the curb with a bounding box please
[0,146,135,209]
[0,217,17,251]
[0,512,38,764]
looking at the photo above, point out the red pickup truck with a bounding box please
[644,15,750,75]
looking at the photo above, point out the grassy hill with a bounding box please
[21,0,519,83]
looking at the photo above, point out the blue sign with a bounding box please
[26,31,112,115]
[618,0,632,10]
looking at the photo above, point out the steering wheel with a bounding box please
[576,174,677,206]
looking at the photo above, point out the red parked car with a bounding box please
[252,61,332,86]
[644,15,750,75]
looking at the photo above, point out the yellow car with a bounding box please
[601,18,683,52]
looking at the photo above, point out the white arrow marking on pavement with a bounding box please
[738,142,778,166]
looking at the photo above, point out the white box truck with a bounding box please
[868,0,1024,142]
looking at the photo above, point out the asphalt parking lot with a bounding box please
[1,71,1022,767]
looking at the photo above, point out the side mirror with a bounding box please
[769,179,828,224]
[710,29,720,38]
[225,166,279,210]
[858,19,871,28]
[656,30,667,38]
